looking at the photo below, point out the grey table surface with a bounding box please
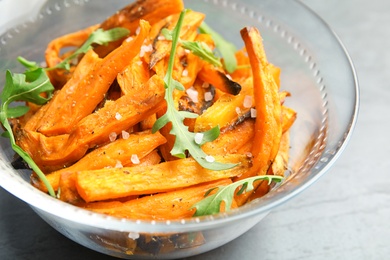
[0,0,388,259]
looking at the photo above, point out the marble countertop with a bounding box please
[1,0,389,259]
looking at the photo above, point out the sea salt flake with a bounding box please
[186,86,199,103]
[205,155,215,163]
[140,44,153,57]
[131,154,140,164]
[109,132,117,142]
[128,232,140,240]
[243,95,253,108]
[204,92,213,102]
[157,35,165,41]
[125,36,134,42]
[194,133,204,144]
[115,160,123,169]
[182,69,188,77]
[250,108,257,118]
[235,107,241,115]
[122,130,130,140]
[115,112,122,120]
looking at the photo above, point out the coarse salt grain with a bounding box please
[128,232,140,240]
[205,155,215,163]
[204,92,213,102]
[140,44,153,57]
[131,154,140,164]
[194,133,204,144]
[115,160,123,168]
[109,132,117,142]
[157,35,165,41]
[186,86,199,103]
[243,95,252,108]
[115,112,122,120]
[125,36,134,42]
[235,107,241,115]
[250,108,257,118]
[122,130,130,140]
[135,27,140,35]
[182,69,188,77]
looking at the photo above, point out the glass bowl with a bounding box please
[0,0,359,259]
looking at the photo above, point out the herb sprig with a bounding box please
[199,22,238,73]
[161,27,222,68]
[0,69,56,196]
[152,10,237,171]
[191,175,284,216]
[0,27,130,197]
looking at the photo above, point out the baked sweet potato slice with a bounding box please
[194,78,253,132]
[18,74,165,169]
[44,24,100,87]
[238,27,282,178]
[28,20,151,136]
[94,0,185,57]
[32,131,166,192]
[148,11,205,69]
[234,27,282,205]
[75,154,252,202]
[82,179,235,220]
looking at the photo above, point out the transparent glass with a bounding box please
[0,0,359,259]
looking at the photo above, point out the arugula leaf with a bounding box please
[191,175,284,216]
[162,27,222,68]
[17,56,40,71]
[199,22,238,73]
[152,9,237,171]
[0,70,56,197]
[49,27,130,71]
[181,40,222,67]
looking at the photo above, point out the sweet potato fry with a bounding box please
[31,20,151,136]
[82,179,235,220]
[24,49,101,132]
[194,78,253,132]
[202,119,255,155]
[238,27,282,178]
[197,63,242,95]
[148,11,205,69]
[95,0,185,57]
[44,24,100,87]
[76,154,252,202]
[32,131,166,192]
[233,27,282,206]
[281,105,297,133]
[18,74,165,169]
[117,55,150,95]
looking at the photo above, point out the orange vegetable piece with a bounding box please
[75,154,252,202]
[31,20,151,136]
[82,179,236,220]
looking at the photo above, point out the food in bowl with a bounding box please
[0,0,296,220]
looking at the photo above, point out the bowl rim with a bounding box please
[0,0,359,233]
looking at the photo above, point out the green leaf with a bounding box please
[191,175,284,216]
[2,69,54,106]
[7,106,30,118]
[199,22,238,73]
[181,40,222,67]
[152,9,237,171]
[52,27,130,71]
[0,70,56,197]
[17,56,40,71]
